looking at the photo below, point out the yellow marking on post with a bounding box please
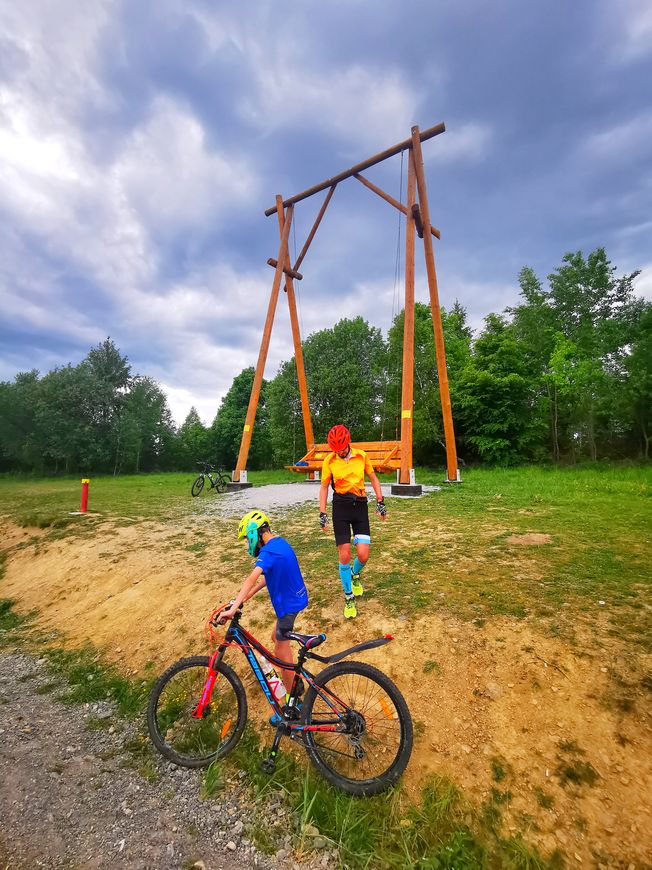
[380,697,393,719]
[220,719,232,739]
[244,425,250,432]
[81,478,90,483]
[401,410,411,419]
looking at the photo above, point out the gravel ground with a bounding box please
[201,483,441,519]
[0,652,335,870]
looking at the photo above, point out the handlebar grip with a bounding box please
[306,633,327,650]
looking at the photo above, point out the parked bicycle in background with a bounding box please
[191,462,230,497]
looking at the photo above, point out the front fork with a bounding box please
[191,647,225,719]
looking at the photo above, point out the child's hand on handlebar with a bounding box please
[215,600,240,624]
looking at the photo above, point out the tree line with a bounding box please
[1,248,649,475]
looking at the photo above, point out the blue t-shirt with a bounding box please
[255,536,308,619]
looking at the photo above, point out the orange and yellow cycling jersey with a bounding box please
[321,447,374,497]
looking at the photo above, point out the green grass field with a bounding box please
[1,464,649,649]
[0,468,301,524]
[1,462,651,868]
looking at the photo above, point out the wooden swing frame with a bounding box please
[232,123,459,486]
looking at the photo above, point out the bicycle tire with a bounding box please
[302,660,413,796]
[215,473,228,494]
[191,475,205,497]
[147,656,247,768]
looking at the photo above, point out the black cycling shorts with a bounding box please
[275,611,300,641]
[331,492,371,546]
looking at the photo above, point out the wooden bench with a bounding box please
[286,441,401,475]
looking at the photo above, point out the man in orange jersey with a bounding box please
[318,424,387,619]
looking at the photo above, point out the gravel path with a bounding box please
[0,652,333,870]
[201,483,440,519]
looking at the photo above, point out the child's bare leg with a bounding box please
[274,638,294,693]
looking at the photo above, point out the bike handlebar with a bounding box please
[212,600,243,626]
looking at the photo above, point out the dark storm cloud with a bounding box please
[1,0,650,424]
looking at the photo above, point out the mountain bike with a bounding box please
[146,603,413,796]
[191,462,229,497]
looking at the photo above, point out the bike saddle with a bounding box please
[286,632,327,650]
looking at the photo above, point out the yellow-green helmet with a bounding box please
[237,510,270,556]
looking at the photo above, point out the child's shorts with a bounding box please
[275,611,300,640]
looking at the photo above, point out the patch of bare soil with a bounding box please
[1,518,651,868]
[505,533,553,546]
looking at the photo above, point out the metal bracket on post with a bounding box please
[306,470,320,483]
[227,468,253,491]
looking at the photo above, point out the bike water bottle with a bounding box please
[260,657,287,703]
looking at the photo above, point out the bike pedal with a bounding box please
[260,756,277,775]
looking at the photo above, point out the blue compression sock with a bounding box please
[352,557,364,576]
[338,563,352,596]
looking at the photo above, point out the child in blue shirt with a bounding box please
[220,510,308,695]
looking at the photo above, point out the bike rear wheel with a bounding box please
[191,475,205,497]
[215,473,228,494]
[302,661,413,796]
[147,656,247,768]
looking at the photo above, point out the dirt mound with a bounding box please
[1,517,650,868]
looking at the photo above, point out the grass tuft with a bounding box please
[200,760,224,799]
[44,645,152,718]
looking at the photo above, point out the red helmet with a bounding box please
[327,424,351,453]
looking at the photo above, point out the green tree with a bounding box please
[545,249,642,459]
[175,407,210,471]
[386,302,472,466]
[35,363,97,472]
[267,357,306,465]
[209,368,272,470]
[84,338,132,469]
[0,371,42,471]
[623,305,652,459]
[456,314,544,463]
[510,267,558,458]
[266,317,387,465]
[115,377,173,473]
[508,249,645,461]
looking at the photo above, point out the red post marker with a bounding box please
[80,478,90,513]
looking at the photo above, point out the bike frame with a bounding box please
[192,612,348,736]
[205,469,227,490]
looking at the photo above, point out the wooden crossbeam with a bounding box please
[267,258,303,281]
[354,173,440,240]
[265,123,445,215]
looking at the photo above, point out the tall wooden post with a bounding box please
[276,201,315,468]
[233,198,294,482]
[399,150,417,485]
[410,126,459,482]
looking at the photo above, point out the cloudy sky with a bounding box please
[1,1,651,425]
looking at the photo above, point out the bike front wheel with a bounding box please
[302,661,413,796]
[191,475,205,497]
[147,656,247,768]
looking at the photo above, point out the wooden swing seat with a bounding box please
[286,440,401,475]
